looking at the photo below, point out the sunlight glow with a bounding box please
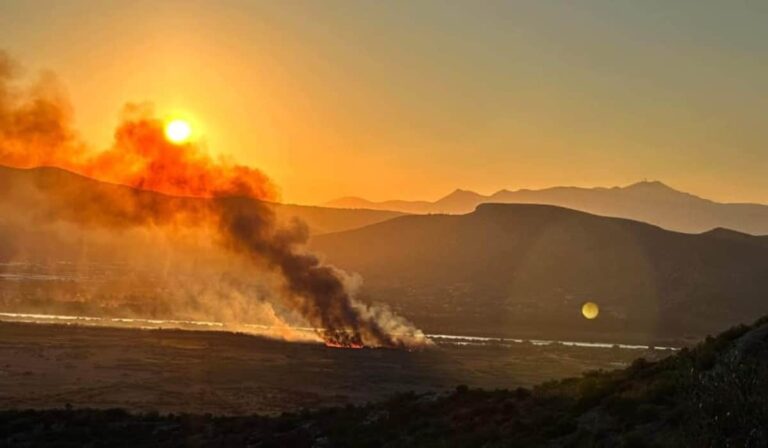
[165,119,192,144]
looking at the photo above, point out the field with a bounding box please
[0,321,669,415]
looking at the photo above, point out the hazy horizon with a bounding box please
[1,0,767,205]
[322,179,724,205]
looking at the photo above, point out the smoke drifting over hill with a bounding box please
[0,51,425,348]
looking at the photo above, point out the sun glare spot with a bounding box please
[581,301,599,320]
[165,119,192,144]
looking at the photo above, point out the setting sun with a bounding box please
[165,119,192,144]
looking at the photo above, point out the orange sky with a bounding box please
[1,1,766,205]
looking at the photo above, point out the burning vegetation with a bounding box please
[0,50,427,349]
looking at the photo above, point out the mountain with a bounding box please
[272,202,403,235]
[5,165,768,345]
[0,165,404,236]
[5,316,768,446]
[311,203,768,343]
[326,181,768,234]
[327,196,436,214]
[326,188,485,215]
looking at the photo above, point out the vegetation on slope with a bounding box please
[3,317,768,447]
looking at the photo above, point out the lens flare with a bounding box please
[581,301,599,320]
[165,119,191,144]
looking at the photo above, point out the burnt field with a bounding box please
[0,321,669,415]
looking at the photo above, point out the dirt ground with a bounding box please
[0,321,667,415]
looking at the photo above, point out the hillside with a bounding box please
[312,203,768,343]
[0,165,403,236]
[272,202,404,235]
[3,316,767,447]
[0,165,406,326]
[4,165,768,345]
[326,181,768,234]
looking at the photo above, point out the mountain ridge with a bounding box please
[0,165,405,235]
[311,202,768,343]
[4,165,768,344]
[325,181,768,234]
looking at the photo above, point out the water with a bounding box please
[0,311,679,351]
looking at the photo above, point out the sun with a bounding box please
[165,119,192,144]
[581,301,600,320]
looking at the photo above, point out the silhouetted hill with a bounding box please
[312,203,768,343]
[0,165,403,235]
[326,181,768,234]
[432,188,487,212]
[700,227,768,245]
[4,316,767,447]
[328,196,434,214]
[273,202,403,235]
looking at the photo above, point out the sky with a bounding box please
[0,0,766,205]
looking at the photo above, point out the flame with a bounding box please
[324,341,365,349]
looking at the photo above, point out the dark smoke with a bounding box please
[0,50,426,348]
[216,198,403,347]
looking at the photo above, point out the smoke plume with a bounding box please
[0,51,426,348]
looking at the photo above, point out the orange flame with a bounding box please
[324,341,365,349]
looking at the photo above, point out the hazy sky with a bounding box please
[1,0,766,204]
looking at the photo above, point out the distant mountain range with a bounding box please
[4,165,768,345]
[273,202,403,235]
[326,182,768,235]
[312,203,768,343]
